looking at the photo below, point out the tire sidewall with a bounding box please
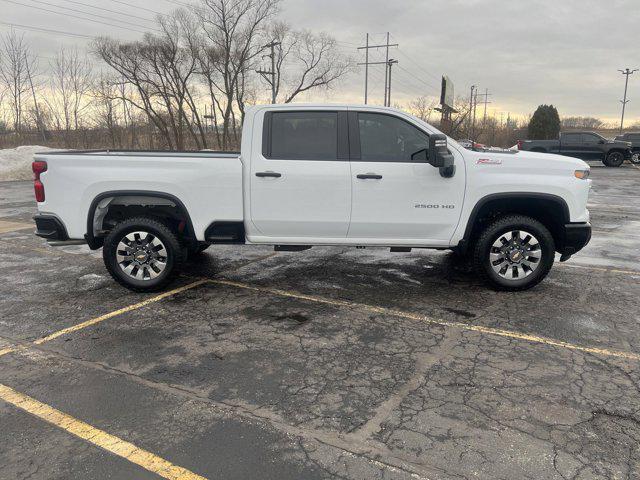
[606,151,624,167]
[104,218,181,290]
[476,217,555,290]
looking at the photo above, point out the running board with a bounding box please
[274,245,311,252]
[390,247,412,252]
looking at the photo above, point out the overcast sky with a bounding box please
[2,0,639,123]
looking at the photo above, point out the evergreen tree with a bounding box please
[528,105,561,139]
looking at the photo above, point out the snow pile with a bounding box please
[0,145,56,181]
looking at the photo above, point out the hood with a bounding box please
[491,150,590,173]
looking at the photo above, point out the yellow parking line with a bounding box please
[559,263,640,276]
[33,279,209,345]
[211,279,640,362]
[0,279,208,359]
[0,384,207,480]
[0,220,33,234]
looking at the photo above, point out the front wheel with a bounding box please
[631,151,640,165]
[604,151,624,167]
[473,215,555,291]
[103,217,184,292]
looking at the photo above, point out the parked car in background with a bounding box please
[613,132,640,164]
[457,139,487,150]
[517,131,632,167]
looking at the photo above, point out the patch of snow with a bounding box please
[0,145,57,181]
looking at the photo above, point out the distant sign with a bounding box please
[440,75,454,109]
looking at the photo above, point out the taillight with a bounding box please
[517,140,523,150]
[32,160,47,202]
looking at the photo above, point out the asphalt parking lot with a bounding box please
[1,162,640,480]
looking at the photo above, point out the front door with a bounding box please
[347,111,465,244]
[249,110,351,240]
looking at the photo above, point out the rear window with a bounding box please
[269,112,338,160]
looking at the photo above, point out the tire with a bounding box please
[605,150,624,167]
[186,242,210,261]
[473,215,555,291]
[631,151,640,165]
[103,216,184,292]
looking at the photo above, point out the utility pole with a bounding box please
[476,88,492,126]
[256,41,281,104]
[618,68,638,134]
[386,58,398,107]
[469,85,476,140]
[357,33,398,105]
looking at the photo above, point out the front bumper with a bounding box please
[34,214,68,241]
[558,222,591,257]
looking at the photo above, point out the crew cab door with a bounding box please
[347,111,464,244]
[249,110,351,239]
[581,133,605,160]
[559,133,584,158]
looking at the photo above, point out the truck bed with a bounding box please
[34,150,244,241]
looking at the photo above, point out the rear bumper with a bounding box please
[34,214,69,241]
[558,222,591,255]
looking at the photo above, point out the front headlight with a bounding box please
[574,169,590,180]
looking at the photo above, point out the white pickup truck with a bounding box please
[32,104,592,292]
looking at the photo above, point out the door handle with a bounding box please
[357,173,383,180]
[255,171,282,178]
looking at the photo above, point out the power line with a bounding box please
[0,20,94,38]
[59,0,157,24]
[109,0,168,17]
[394,46,441,83]
[157,0,193,8]
[25,0,161,33]
[395,64,439,93]
[0,0,151,34]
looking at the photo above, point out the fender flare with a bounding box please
[457,192,570,253]
[85,190,195,250]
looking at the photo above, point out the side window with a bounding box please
[581,134,600,144]
[269,111,337,160]
[358,113,429,162]
[630,134,640,141]
[562,133,581,143]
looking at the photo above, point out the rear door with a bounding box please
[249,110,351,240]
[347,111,464,244]
[559,133,584,158]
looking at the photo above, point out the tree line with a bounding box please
[0,0,353,150]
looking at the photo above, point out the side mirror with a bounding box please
[598,139,605,144]
[428,134,455,178]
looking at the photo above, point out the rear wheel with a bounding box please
[604,151,624,167]
[103,217,184,292]
[473,215,555,291]
[631,151,640,165]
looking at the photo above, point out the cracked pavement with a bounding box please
[0,162,639,479]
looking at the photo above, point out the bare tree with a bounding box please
[194,0,279,149]
[94,10,204,151]
[407,95,436,123]
[47,47,92,145]
[0,32,36,134]
[266,24,352,103]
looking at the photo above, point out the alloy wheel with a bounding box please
[116,231,168,280]
[489,230,542,280]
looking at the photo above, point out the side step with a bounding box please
[204,221,245,244]
[390,247,412,252]
[274,245,311,252]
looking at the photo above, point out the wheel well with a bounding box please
[86,192,195,249]
[607,149,625,156]
[462,194,569,253]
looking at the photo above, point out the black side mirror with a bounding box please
[428,134,455,177]
[598,139,605,144]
